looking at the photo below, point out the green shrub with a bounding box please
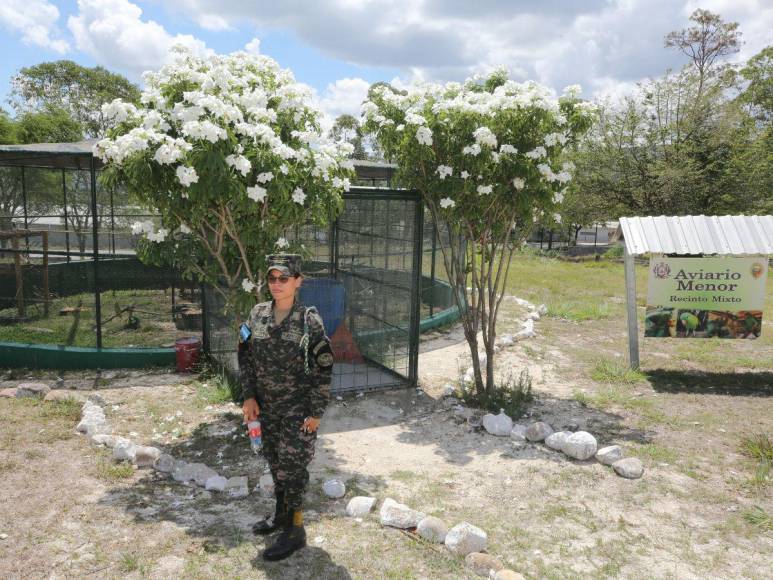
[457,368,533,417]
[603,245,625,259]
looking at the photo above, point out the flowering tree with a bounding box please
[362,71,596,394]
[96,47,354,309]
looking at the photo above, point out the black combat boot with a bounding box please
[262,509,307,561]
[252,490,287,536]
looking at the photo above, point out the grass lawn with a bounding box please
[0,288,200,348]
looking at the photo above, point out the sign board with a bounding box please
[645,256,767,339]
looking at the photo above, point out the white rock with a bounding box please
[494,570,526,580]
[15,382,51,398]
[513,297,534,309]
[76,416,105,436]
[187,463,219,486]
[465,552,504,577]
[510,424,527,441]
[596,445,624,466]
[154,453,175,473]
[416,516,448,543]
[525,422,553,442]
[544,431,571,452]
[90,433,116,447]
[514,328,536,341]
[323,479,346,499]
[171,462,193,482]
[462,367,474,384]
[563,431,598,460]
[112,439,137,462]
[205,475,228,491]
[346,496,376,518]
[225,476,250,497]
[526,311,540,321]
[482,409,513,437]
[379,498,425,529]
[613,458,644,479]
[257,474,275,497]
[499,334,514,347]
[441,384,456,397]
[134,446,162,468]
[444,522,487,556]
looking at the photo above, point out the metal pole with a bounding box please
[90,157,102,348]
[62,169,71,263]
[42,231,49,317]
[408,197,424,386]
[21,167,29,253]
[200,283,210,354]
[12,234,24,318]
[327,223,334,277]
[110,187,116,256]
[624,246,640,369]
[429,220,437,318]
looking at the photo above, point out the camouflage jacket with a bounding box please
[238,300,333,418]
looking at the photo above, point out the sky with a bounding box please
[1,0,771,123]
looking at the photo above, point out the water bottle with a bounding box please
[247,419,262,452]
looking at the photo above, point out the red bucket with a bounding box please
[175,337,201,372]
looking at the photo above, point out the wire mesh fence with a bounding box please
[204,188,426,393]
[0,151,458,392]
[0,164,201,350]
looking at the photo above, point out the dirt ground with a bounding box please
[1,299,771,579]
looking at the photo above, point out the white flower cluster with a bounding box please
[473,127,497,149]
[95,46,352,205]
[102,99,139,124]
[415,126,433,146]
[130,220,169,243]
[361,71,597,214]
[292,188,307,205]
[525,146,547,160]
[436,165,453,180]
[544,132,568,147]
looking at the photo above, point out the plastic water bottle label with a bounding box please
[247,419,262,452]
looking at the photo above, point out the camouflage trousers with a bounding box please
[260,412,317,510]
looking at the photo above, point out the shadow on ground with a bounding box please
[647,369,773,397]
[97,407,372,577]
[96,384,653,576]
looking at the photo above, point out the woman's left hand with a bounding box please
[301,417,321,433]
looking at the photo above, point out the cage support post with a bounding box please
[408,199,424,386]
[90,156,102,349]
[12,234,24,318]
[61,169,71,263]
[624,246,640,369]
[42,230,49,317]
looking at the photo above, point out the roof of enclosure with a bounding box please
[619,215,773,256]
[0,140,398,179]
[0,140,100,170]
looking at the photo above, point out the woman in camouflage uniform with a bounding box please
[238,254,333,561]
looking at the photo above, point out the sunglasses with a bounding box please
[267,275,295,284]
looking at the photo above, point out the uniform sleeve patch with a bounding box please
[316,352,334,367]
[313,339,334,367]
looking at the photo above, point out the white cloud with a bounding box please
[317,77,370,121]
[0,0,70,53]
[67,0,212,76]
[161,0,772,101]
[244,37,261,54]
